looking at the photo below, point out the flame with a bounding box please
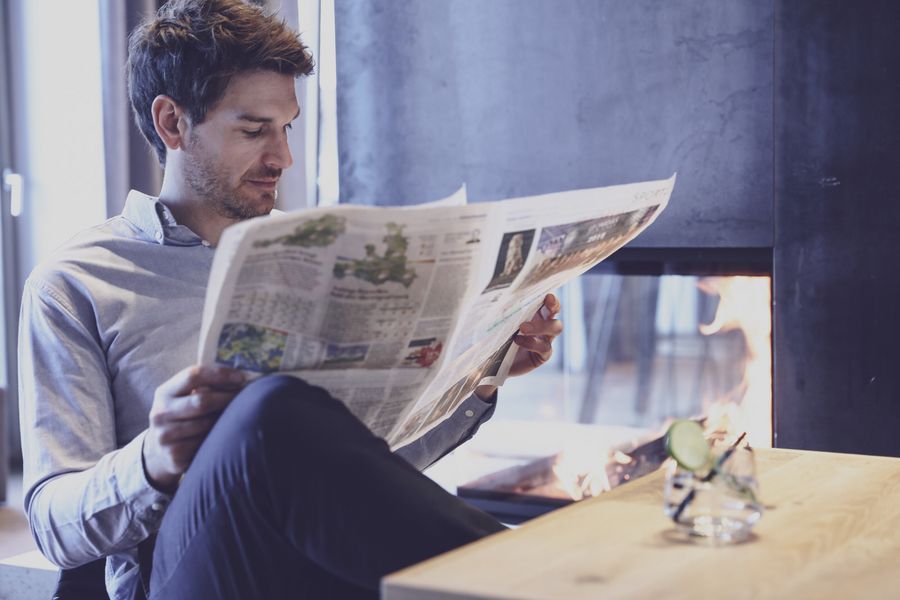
[698,277,772,448]
[552,440,614,500]
[535,276,773,502]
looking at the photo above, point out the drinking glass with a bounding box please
[663,443,763,544]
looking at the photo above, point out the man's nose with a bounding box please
[265,132,293,170]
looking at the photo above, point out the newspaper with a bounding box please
[198,174,676,449]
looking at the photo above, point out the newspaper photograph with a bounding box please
[198,175,676,448]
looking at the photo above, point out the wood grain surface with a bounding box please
[383,449,900,599]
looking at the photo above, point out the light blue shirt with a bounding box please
[18,191,495,600]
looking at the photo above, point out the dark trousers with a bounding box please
[147,375,505,599]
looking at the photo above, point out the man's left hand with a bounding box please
[475,293,563,400]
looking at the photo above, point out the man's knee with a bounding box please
[188,374,344,491]
[229,374,326,432]
[223,374,370,457]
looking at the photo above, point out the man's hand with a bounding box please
[475,293,563,400]
[142,365,246,492]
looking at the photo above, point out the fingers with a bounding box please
[520,293,563,346]
[145,365,244,489]
[531,293,561,323]
[542,293,561,318]
[513,333,553,364]
[151,389,238,424]
[152,365,244,423]
[514,293,562,369]
[519,317,563,338]
[157,365,245,398]
[156,413,220,444]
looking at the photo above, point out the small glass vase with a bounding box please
[663,443,763,544]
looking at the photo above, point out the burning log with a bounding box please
[457,432,672,523]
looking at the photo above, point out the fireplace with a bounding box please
[423,250,775,522]
[433,0,900,504]
[454,426,673,524]
[333,1,900,464]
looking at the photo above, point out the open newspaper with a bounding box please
[198,174,676,449]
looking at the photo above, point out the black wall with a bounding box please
[773,1,900,455]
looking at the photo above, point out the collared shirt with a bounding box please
[18,191,495,600]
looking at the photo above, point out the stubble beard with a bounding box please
[183,138,278,221]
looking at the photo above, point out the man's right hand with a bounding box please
[142,365,246,492]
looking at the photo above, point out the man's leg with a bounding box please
[149,375,505,599]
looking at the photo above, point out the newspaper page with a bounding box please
[198,175,676,448]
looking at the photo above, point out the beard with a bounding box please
[183,136,280,221]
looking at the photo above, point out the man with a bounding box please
[18,1,562,599]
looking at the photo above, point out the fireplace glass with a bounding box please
[426,272,773,522]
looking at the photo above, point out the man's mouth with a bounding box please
[245,179,279,192]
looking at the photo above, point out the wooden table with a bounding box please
[383,449,900,599]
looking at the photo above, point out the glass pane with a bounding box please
[500,274,771,437]
[427,273,773,509]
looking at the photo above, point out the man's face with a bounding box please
[182,70,299,220]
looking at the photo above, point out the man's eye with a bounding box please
[242,129,263,138]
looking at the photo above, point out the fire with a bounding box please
[552,439,616,500]
[698,276,772,448]
[462,275,774,505]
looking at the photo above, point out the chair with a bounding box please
[52,559,109,600]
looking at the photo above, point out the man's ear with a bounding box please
[151,95,189,151]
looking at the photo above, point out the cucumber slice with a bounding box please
[664,420,711,472]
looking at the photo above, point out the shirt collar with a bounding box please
[121,190,206,247]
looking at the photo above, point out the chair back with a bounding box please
[52,558,109,600]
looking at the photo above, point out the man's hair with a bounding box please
[127,0,315,166]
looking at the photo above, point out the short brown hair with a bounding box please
[127,0,315,166]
